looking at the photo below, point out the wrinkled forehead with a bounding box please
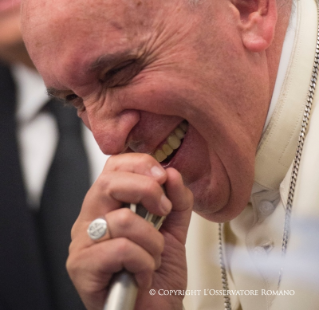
[21,0,160,24]
[21,0,174,49]
[21,0,182,78]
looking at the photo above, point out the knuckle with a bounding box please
[66,253,78,279]
[135,153,157,172]
[143,227,164,256]
[143,178,159,195]
[80,283,98,297]
[95,173,111,191]
[136,270,153,289]
[68,239,76,254]
[137,153,153,164]
[70,221,79,240]
[66,249,88,281]
[116,208,134,230]
[136,257,155,275]
[116,238,132,258]
[104,154,117,168]
[146,257,156,273]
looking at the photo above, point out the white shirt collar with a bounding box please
[252,4,297,196]
[263,2,297,131]
[11,63,49,123]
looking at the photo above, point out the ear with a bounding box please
[231,0,277,52]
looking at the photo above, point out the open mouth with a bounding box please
[151,120,188,165]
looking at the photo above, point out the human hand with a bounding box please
[66,153,193,310]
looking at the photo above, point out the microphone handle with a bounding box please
[103,203,166,310]
[103,270,138,310]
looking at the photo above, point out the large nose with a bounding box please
[85,107,140,155]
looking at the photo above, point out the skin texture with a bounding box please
[21,0,292,309]
[22,0,284,221]
[0,0,32,66]
[67,155,193,309]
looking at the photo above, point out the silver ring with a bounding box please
[87,218,108,241]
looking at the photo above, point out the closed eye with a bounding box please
[47,88,85,112]
[65,93,79,102]
[101,59,141,88]
[63,94,85,112]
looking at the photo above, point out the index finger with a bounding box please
[104,153,166,183]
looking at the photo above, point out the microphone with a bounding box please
[103,202,166,310]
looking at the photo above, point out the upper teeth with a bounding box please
[153,121,188,162]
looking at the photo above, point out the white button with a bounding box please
[259,200,275,216]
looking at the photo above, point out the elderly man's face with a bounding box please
[22,0,271,221]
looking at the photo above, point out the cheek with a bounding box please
[79,110,91,130]
[120,69,198,116]
[189,150,231,217]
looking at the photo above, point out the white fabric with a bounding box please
[184,0,319,309]
[263,1,297,131]
[12,64,108,208]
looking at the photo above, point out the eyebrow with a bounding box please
[88,49,134,72]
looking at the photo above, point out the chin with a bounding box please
[189,175,251,223]
[188,173,232,223]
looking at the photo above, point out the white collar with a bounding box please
[254,0,318,191]
[263,3,297,131]
[11,63,49,123]
[252,4,297,195]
